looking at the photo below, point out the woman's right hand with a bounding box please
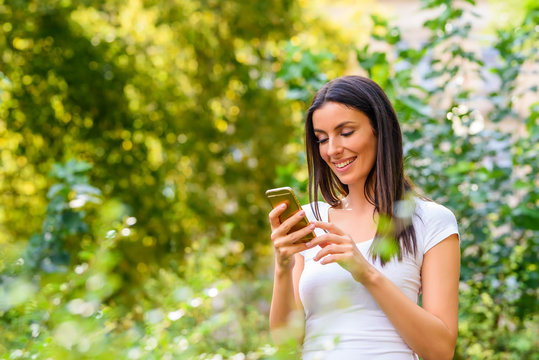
[269,203,315,271]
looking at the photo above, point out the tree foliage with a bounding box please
[0,0,302,286]
[0,0,537,359]
[353,1,538,358]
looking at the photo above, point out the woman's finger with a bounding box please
[287,222,316,245]
[268,202,287,230]
[306,233,348,248]
[275,242,310,258]
[312,221,347,236]
[275,208,308,236]
[277,222,316,247]
[319,253,351,265]
[313,244,348,262]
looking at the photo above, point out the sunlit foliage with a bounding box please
[0,0,304,284]
[0,0,537,359]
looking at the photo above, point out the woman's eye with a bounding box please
[342,131,354,137]
[316,138,328,144]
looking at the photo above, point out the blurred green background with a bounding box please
[0,0,537,359]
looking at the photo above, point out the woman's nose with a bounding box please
[327,138,343,157]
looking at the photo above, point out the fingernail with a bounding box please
[281,203,286,208]
[309,224,315,230]
[305,241,312,248]
[298,210,305,216]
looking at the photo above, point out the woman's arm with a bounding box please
[308,222,460,360]
[268,204,312,344]
[269,253,305,344]
[362,234,460,360]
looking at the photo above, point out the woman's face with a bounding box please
[312,101,378,187]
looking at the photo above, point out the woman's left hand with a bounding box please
[306,221,373,284]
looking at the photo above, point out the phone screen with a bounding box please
[265,187,315,243]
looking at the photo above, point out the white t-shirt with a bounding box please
[299,198,459,360]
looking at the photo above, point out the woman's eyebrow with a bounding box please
[313,121,354,133]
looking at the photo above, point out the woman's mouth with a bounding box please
[333,157,356,172]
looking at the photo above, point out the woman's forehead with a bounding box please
[312,102,369,129]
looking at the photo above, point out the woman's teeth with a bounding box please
[335,158,355,168]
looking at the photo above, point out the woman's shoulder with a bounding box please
[413,197,457,222]
[412,197,460,253]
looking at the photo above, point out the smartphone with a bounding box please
[265,187,315,243]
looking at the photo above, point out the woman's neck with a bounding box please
[341,181,376,214]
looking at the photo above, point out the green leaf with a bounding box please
[47,183,67,199]
[512,206,539,230]
[444,161,475,175]
[72,184,102,196]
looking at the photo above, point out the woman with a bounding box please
[268,76,460,360]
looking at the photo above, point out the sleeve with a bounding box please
[299,202,328,258]
[420,201,460,254]
[302,202,323,223]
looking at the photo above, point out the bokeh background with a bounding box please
[0,0,537,359]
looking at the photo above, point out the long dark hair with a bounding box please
[305,75,417,264]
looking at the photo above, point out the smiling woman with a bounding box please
[268,76,460,360]
[304,76,418,261]
[312,102,377,197]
